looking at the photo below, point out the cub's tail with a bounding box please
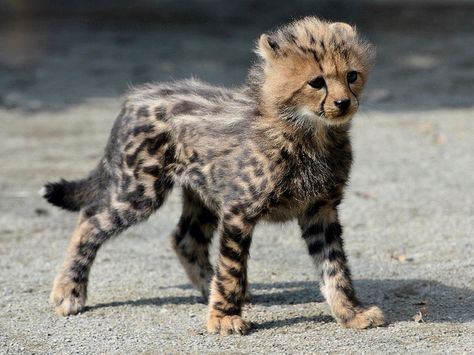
[40,165,108,212]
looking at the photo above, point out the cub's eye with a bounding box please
[347,71,358,84]
[308,77,325,90]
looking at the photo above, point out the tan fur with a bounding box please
[44,17,383,335]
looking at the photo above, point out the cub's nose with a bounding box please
[334,98,351,111]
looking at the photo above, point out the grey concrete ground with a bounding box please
[1,4,473,354]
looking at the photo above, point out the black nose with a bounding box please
[335,99,351,111]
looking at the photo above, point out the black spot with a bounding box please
[109,208,123,227]
[307,239,324,256]
[189,222,209,244]
[227,267,242,279]
[325,222,343,244]
[122,184,144,202]
[83,203,102,218]
[266,36,279,51]
[143,165,162,177]
[171,101,202,116]
[254,167,264,177]
[268,190,279,206]
[126,140,148,168]
[282,188,292,199]
[137,106,150,118]
[223,290,242,306]
[163,145,176,166]
[189,150,199,163]
[280,148,291,160]
[327,249,346,262]
[215,279,227,296]
[147,132,171,155]
[154,106,167,121]
[178,215,192,233]
[213,302,240,316]
[223,223,243,239]
[173,217,190,245]
[284,32,297,44]
[158,88,174,96]
[258,178,268,193]
[153,174,167,197]
[302,222,324,239]
[131,196,154,211]
[120,174,131,191]
[239,235,252,253]
[306,200,327,218]
[248,184,259,199]
[153,174,173,194]
[121,209,137,225]
[77,241,98,258]
[220,243,241,263]
[164,175,174,189]
[229,204,245,216]
[132,124,154,136]
[197,207,217,226]
[70,261,88,283]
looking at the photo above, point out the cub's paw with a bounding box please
[341,306,385,329]
[49,277,86,316]
[207,313,252,335]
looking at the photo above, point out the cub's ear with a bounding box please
[257,34,279,61]
[329,22,356,38]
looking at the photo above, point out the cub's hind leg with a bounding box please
[171,187,217,301]
[298,201,385,329]
[50,174,174,316]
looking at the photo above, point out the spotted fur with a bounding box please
[43,17,384,335]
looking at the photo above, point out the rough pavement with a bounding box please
[1,11,473,355]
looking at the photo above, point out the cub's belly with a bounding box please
[261,200,309,223]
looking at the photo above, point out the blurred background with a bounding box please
[0,0,473,112]
[1,1,473,353]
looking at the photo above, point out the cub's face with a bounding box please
[258,20,374,126]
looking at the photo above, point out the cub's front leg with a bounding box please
[207,211,255,335]
[299,201,385,329]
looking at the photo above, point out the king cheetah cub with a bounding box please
[43,16,384,335]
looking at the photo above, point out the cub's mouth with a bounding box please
[298,107,357,127]
[317,109,356,126]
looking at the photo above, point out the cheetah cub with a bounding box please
[43,16,384,335]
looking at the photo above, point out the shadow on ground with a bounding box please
[87,279,474,327]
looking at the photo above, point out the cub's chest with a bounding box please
[259,140,352,222]
[289,147,351,193]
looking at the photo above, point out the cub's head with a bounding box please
[255,17,374,126]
